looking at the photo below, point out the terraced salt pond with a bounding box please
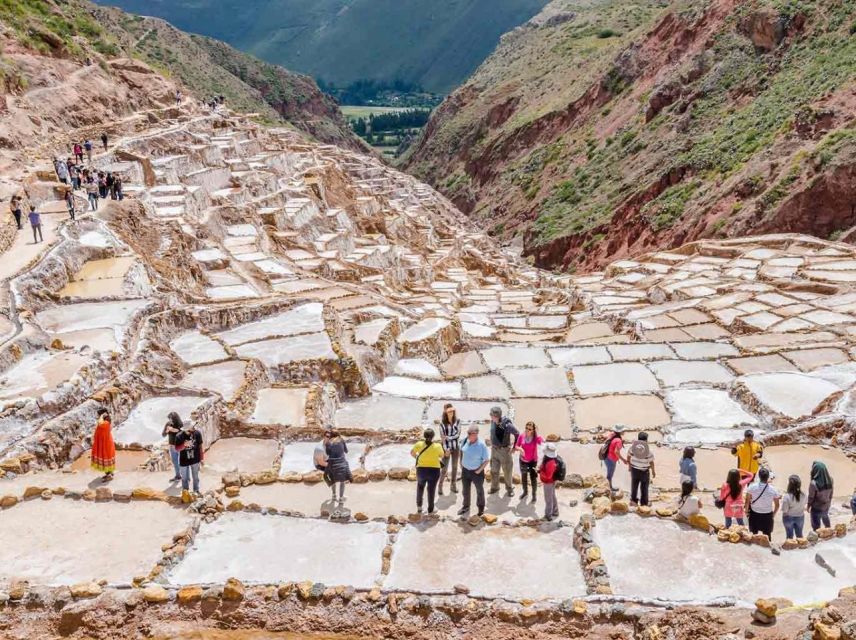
[169,331,229,365]
[0,350,89,403]
[114,395,211,445]
[234,332,336,367]
[249,387,308,425]
[216,304,325,346]
[180,360,247,400]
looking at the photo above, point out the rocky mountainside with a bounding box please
[94,0,549,94]
[0,0,359,154]
[403,0,856,271]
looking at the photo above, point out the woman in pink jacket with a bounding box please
[719,468,754,527]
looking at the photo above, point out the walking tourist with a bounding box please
[55,158,69,184]
[808,461,834,530]
[69,163,81,190]
[515,421,542,502]
[91,408,115,482]
[628,432,655,507]
[539,442,560,520]
[732,429,763,477]
[598,424,626,493]
[438,403,460,495]
[677,480,702,520]
[161,412,184,481]
[175,421,204,494]
[745,467,780,540]
[718,468,753,527]
[782,474,807,539]
[101,132,108,151]
[98,172,108,199]
[488,405,518,497]
[86,178,99,211]
[28,205,43,243]
[73,142,83,164]
[112,174,124,201]
[458,425,489,517]
[411,428,444,514]
[84,138,93,162]
[323,428,351,504]
[106,172,115,199]
[679,446,698,488]
[9,195,22,230]
[65,190,75,221]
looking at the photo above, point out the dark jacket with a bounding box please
[325,438,352,482]
[490,417,518,448]
[175,430,203,467]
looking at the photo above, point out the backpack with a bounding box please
[553,455,567,481]
[598,434,616,461]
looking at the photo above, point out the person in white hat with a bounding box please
[539,442,561,520]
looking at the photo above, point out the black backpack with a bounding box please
[598,435,615,461]
[554,455,567,481]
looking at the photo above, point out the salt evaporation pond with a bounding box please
[204,437,279,474]
[335,396,425,430]
[250,387,308,425]
[363,444,413,471]
[216,303,325,346]
[502,366,572,396]
[666,389,757,428]
[278,441,365,476]
[35,299,149,334]
[0,350,88,402]
[394,358,441,379]
[235,332,336,366]
[572,363,660,395]
[169,331,229,365]
[0,500,189,585]
[481,346,551,369]
[386,522,586,600]
[168,514,386,587]
[373,376,462,399]
[740,372,841,419]
[596,516,856,605]
[181,360,247,400]
[114,396,210,445]
[397,317,449,343]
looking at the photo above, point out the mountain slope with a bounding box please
[403,0,856,271]
[93,0,549,94]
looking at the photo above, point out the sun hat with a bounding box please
[544,443,557,458]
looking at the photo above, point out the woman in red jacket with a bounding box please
[539,443,560,521]
[91,408,116,482]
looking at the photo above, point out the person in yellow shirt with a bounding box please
[411,428,446,514]
[732,429,764,476]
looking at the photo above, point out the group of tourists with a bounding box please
[7,195,43,244]
[602,426,839,540]
[89,409,205,495]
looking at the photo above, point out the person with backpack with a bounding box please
[174,421,204,495]
[782,474,807,539]
[323,428,352,505]
[515,421,543,502]
[717,468,753,527]
[458,425,490,517]
[55,158,69,185]
[161,412,184,482]
[411,428,445,514]
[438,403,461,495]
[599,425,627,493]
[744,467,780,540]
[539,442,562,520]
[679,446,698,489]
[628,432,655,507]
[488,406,518,497]
[106,172,115,199]
[808,461,834,530]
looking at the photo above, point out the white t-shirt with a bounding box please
[678,495,701,518]
[746,482,780,514]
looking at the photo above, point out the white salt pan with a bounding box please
[667,389,757,428]
[114,396,210,445]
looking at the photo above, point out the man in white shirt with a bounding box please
[744,467,780,540]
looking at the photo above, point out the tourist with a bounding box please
[677,480,702,520]
[411,428,445,514]
[782,474,807,539]
[175,421,204,494]
[628,431,655,507]
[91,408,115,482]
[458,425,489,517]
[84,139,93,163]
[69,163,81,190]
[55,158,69,185]
[28,205,43,244]
[112,174,123,201]
[313,439,329,482]
[86,178,99,211]
[850,488,856,516]
[106,172,115,199]
[101,132,108,151]
[9,195,22,230]
[808,461,834,530]
[438,403,460,495]
[745,467,780,540]
[73,142,83,164]
[539,442,560,520]
[176,89,182,107]
[718,468,753,527]
[515,421,542,502]
[599,424,627,493]
[161,412,183,481]
[98,172,108,199]
[732,429,763,477]
[65,190,75,221]
[488,405,518,497]
[323,428,351,504]
[679,446,698,489]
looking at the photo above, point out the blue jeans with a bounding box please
[180,463,200,492]
[810,510,830,530]
[169,445,181,478]
[604,458,617,488]
[782,514,804,539]
[725,516,745,528]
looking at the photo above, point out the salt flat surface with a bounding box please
[114,396,210,445]
[464,374,511,399]
[35,299,149,333]
[549,346,612,366]
[596,517,856,605]
[0,351,89,402]
[740,372,840,418]
[335,396,425,430]
[502,366,572,397]
[181,360,247,400]
[353,318,390,345]
[169,331,228,366]
[78,231,111,248]
[398,317,450,342]
[168,514,386,587]
[205,285,259,300]
[667,389,757,428]
[373,376,462,399]
[363,444,413,471]
[573,395,670,430]
[0,500,188,585]
[386,522,585,600]
[394,358,441,379]
[481,347,551,369]
[671,342,740,359]
[235,332,336,366]
[217,303,325,346]
[648,360,734,387]
[572,363,660,395]
[250,387,308,425]
[204,437,279,474]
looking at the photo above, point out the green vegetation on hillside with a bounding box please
[343,107,432,159]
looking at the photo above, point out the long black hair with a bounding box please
[440,403,457,426]
[682,446,695,460]
[678,480,694,508]
[726,469,742,500]
[167,411,183,430]
[787,474,802,501]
